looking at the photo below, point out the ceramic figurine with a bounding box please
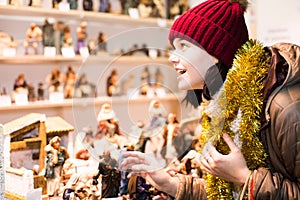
[68,0,77,9]
[62,25,73,48]
[82,0,93,11]
[0,32,17,56]
[27,84,36,102]
[37,82,45,100]
[53,21,65,55]
[42,19,55,48]
[44,136,69,197]
[99,0,110,12]
[76,21,88,54]
[64,66,77,98]
[28,0,42,7]
[87,31,107,55]
[9,0,23,6]
[45,67,64,93]
[140,66,152,95]
[106,69,120,96]
[24,23,43,55]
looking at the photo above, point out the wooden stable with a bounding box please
[3,113,74,198]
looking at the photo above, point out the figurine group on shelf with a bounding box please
[11,20,107,56]
[2,64,168,106]
[7,0,189,19]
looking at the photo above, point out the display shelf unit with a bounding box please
[0,5,172,27]
[0,3,184,132]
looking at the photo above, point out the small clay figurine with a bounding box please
[154,67,164,85]
[44,136,69,197]
[53,21,65,55]
[147,99,167,130]
[83,0,93,11]
[1,87,7,96]
[52,0,62,8]
[42,19,55,48]
[37,82,45,100]
[24,23,43,55]
[9,0,23,6]
[106,69,120,96]
[64,66,77,98]
[62,25,73,48]
[97,32,107,52]
[13,73,28,92]
[68,0,78,9]
[58,0,70,11]
[27,84,36,102]
[140,66,152,95]
[99,0,110,12]
[28,0,42,7]
[46,67,64,93]
[0,32,17,55]
[87,31,107,55]
[76,21,88,54]
[74,73,96,98]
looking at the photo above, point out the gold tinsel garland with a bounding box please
[199,40,270,199]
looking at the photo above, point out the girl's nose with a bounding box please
[168,53,180,63]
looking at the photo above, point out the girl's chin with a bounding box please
[177,83,193,91]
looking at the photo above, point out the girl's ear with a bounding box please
[213,57,219,64]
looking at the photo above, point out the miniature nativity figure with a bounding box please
[24,23,43,55]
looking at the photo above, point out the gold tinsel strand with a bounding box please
[199,40,270,199]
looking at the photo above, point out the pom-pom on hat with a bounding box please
[169,0,249,67]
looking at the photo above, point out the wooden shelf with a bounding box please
[0,54,172,65]
[0,5,173,27]
[0,94,181,111]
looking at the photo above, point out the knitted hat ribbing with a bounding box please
[169,0,249,67]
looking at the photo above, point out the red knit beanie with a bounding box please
[169,0,249,67]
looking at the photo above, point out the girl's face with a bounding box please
[169,38,214,90]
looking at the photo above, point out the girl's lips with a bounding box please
[174,64,187,75]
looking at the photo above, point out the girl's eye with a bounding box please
[179,42,189,51]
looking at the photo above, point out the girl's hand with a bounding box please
[200,134,250,186]
[121,151,178,196]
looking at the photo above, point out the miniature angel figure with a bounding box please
[76,21,88,54]
[64,66,77,98]
[24,23,43,55]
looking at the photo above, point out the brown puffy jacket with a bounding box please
[175,43,300,199]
